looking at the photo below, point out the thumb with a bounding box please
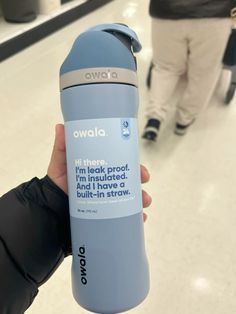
[47,124,68,193]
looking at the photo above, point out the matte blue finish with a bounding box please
[60,24,149,314]
[87,24,142,53]
[70,214,149,314]
[60,31,137,75]
[61,84,139,121]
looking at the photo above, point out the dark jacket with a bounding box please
[150,0,236,19]
[0,176,71,314]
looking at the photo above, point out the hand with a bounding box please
[47,124,152,220]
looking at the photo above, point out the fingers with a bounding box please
[140,165,150,183]
[141,165,151,208]
[142,190,152,208]
[141,165,152,223]
[143,213,148,223]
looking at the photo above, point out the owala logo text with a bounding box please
[85,69,118,81]
[78,246,87,285]
[73,127,107,138]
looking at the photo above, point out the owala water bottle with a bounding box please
[60,24,149,314]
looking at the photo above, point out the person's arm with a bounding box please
[0,125,71,313]
[0,175,71,314]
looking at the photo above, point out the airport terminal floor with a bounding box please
[1,0,236,313]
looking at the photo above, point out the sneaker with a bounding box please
[174,120,195,136]
[142,118,161,142]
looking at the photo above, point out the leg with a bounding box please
[146,18,188,122]
[176,18,232,125]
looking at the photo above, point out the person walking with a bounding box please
[143,0,236,141]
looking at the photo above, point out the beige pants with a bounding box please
[146,18,232,125]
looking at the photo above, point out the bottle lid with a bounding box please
[60,23,142,89]
[86,23,142,53]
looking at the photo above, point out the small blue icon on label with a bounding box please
[121,119,131,139]
[123,121,129,128]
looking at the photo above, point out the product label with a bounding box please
[65,118,142,219]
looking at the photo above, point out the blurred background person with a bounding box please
[143,0,235,142]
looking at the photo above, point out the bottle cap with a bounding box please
[86,23,142,53]
[60,24,142,90]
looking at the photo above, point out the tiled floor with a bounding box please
[1,1,236,314]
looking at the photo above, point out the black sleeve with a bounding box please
[0,176,71,314]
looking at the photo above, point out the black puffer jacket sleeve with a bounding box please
[0,176,71,314]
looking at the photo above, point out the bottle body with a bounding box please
[70,215,148,314]
[61,83,149,313]
[60,24,149,313]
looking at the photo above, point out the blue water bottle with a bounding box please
[60,24,149,314]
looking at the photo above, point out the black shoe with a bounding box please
[142,119,161,142]
[174,119,195,135]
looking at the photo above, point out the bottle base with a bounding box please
[74,289,149,314]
